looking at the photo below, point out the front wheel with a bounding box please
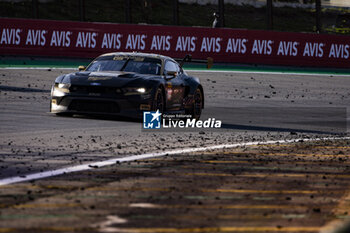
[188,88,203,120]
[152,87,164,112]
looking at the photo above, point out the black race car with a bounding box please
[50,52,204,119]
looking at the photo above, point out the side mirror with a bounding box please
[78,66,86,71]
[166,71,177,77]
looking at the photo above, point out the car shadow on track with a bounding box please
[52,115,346,135]
[52,113,141,123]
[0,85,50,93]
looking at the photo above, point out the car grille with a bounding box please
[70,85,122,94]
[68,100,120,113]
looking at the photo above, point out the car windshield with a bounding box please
[86,56,162,75]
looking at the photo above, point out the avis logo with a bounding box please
[143,110,162,129]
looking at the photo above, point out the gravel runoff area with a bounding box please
[0,139,350,233]
[0,68,349,232]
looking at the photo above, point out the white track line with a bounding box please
[0,137,349,186]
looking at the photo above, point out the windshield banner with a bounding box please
[0,18,349,68]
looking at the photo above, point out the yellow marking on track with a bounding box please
[2,185,337,196]
[111,226,320,232]
[260,153,349,157]
[238,173,312,178]
[238,173,350,179]
[202,189,319,194]
[0,203,81,209]
[141,158,166,161]
[201,160,350,165]
[0,184,38,189]
[251,144,296,147]
[183,173,233,177]
[43,184,78,190]
[181,172,337,178]
[87,187,169,192]
[129,203,312,210]
[87,187,318,194]
[221,152,250,155]
[0,227,92,232]
[91,167,350,179]
[252,145,350,149]
[139,159,350,166]
[196,151,349,157]
[132,214,310,221]
[194,151,251,156]
[78,186,339,195]
[314,146,350,149]
[217,214,307,220]
[0,184,79,190]
[11,184,77,190]
[201,160,250,164]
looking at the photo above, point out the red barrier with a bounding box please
[0,18,349,68]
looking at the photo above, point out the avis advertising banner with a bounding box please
[0,18,350,68]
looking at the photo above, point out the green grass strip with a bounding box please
[1,58,349,76]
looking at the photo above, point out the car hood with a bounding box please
[58,71,158,87]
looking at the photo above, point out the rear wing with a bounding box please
[177,55,213,69]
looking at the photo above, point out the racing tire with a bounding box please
[189,88,203,120]
[152,87,165,112]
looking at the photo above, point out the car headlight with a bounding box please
[123,87,149,96]
[52,83,71,97]
[136,87,146,93]
[58,83,71,89]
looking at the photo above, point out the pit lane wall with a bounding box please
[1,18,350,68]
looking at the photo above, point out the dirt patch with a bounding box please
[0,139,349,232]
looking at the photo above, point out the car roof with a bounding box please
[98,52,176,63]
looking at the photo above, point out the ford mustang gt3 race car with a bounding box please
[50,52,204,119]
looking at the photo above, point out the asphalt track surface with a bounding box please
[0,68,350,232]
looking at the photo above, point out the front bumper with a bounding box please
[51,92,152,118]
